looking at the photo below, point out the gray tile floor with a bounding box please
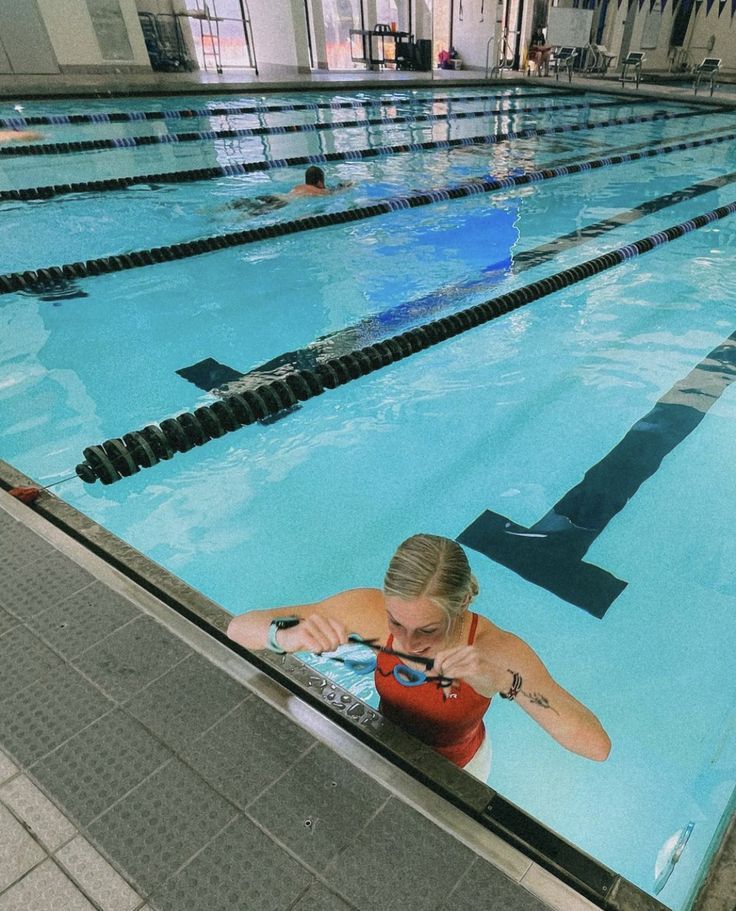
[0,488,588,911]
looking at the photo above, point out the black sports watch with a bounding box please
[266,616,300,654]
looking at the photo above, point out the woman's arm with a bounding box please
[226,588,384,654]
[433,627,611,761]
[495,633,611,761]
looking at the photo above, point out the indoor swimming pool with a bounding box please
[1,84,735,910]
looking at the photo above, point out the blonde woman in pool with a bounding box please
[228,534,611,779]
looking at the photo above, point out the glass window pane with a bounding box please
[322,0,362,70]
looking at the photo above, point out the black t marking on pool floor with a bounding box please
[458,331,736,619]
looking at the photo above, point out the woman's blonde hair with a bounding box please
[383,534,479,631]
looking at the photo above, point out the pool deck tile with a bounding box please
[30,710,172,827]
[0,664,112,766]
[179,697,314,808]
[0,776,76,853]
[0,858,97,911]
[0,550,95,621]
[72,614,191,701]
[26,581,139,660]
[321,796,476,910]
[0,803,46,893]
[0,756,16,789]
[56,835,143,911]
[246,741,389,867]
[147,814,313,911]
[123,652,247,752]
[86,758,239,896]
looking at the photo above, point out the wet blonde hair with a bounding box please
[383,534,479,632]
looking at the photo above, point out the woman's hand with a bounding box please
[430,644,509,698]
[276,613,349,655]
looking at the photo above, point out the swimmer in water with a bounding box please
[0,129,43,143]
[225,166,352,216]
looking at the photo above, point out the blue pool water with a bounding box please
[1,85,735,909]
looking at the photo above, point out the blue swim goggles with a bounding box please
[325,634,454,688]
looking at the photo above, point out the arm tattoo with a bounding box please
[522,689,560,715]
[501,669,560,714]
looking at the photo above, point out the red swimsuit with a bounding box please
[374,613,492,768]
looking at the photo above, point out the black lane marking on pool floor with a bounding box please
[74,198,736,487]
[0,97,665,163]
[175,169,736,395]
[5,123,734,298]
[459,332,736,619]
[0,89,578,128]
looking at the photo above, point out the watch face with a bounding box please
[274,617,299,630]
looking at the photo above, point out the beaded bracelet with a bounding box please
[500,670,522,700]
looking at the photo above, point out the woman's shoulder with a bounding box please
[472,614,529,655]
[314,587,386,639]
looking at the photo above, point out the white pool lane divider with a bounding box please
[2,119,735,298]
[73,198,736,511]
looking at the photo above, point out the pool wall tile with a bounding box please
[0,775,76,853]
[27,582,139,660]
[246,741,389,866]
[123,653,247,751]
[56,836,143,911]
[0,803,46,893]
[72,615,192,701]
[0,857,96,911]
[30,710,172,826]
[0,665,112,766]
[148,815,313,911]
[86,758,238,895]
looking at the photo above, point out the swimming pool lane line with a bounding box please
[73,196,736,485]
[0,100,693,204]
[3,123,735,299]
[180,168,736,398]
[0,88,580,129]
[0,102,712,209]
[0,96,671,161]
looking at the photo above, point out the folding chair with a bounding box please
[620,52,645,88]
[694,58,721,97]
[592,44,616,75]
[552,47,577,83]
